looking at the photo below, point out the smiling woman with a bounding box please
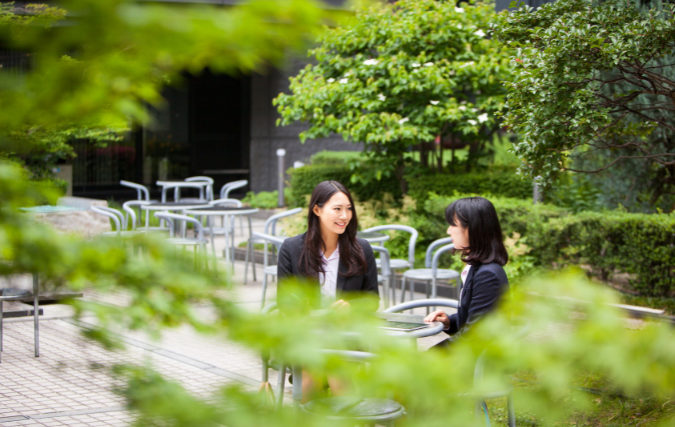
[277,180,379,309]
[276,180,380,402]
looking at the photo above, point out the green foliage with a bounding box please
[535,210,675,297]
[242,190,280,209]
[288,162,402,206]
[421,192,675,296]
[114,273,675,427]
[407,170,532,203]
[493,0,675,189]
[0,0,326,132]
[275,0,513,182]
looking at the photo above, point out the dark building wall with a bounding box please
[249,59,363,193]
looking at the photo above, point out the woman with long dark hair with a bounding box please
[277,180,379,401]
[424,196,509,346]
[277,180,379,309]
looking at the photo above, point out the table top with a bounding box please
[357,231,390,244]
[156,181,210,187]
[376,312,444,338]
[141,202,210,210]
[184,207,259,216]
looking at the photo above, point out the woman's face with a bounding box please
[313,191,353,236]
[447,218,469,250]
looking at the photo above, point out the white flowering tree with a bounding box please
[275,0,513,184]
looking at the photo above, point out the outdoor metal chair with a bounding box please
[219,180,248,234]
[122,200,169,233]
[90,206,143,239]
[154,212,209,271]
[400,237,460,306]
[120,180,152,201]
[0,274,40,363]
[219,179,248,199]
[244,208,302,285]
[363,225,418,304]
[251,232,286,309]
[182,176,215,202]
[371,245,393,308]
[199,198,243,258]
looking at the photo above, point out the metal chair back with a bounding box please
[220,179,248,199]
[425,237,454,268]
[363,224,419,267]
[264,207,303,235]
[154,212,205,241]
[371,245,391,277]
[209,198,243,208]
[120,180,151,201]
[91,206,125,235]
[431,243,455,278]
[185,176,214,201]
[122,200,152,230]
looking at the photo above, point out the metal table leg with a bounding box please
[33,273,39,358]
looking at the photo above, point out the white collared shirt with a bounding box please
[458,264,471,305]
[319,246,340,305]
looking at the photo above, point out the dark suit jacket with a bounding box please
[277,233,380,310]
[445,262,508,342]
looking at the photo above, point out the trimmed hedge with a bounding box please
[536,211,675,297]
[418,193,675,297]
[407,171,533,202]
[288,165,401,206]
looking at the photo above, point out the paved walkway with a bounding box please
[0,223,449,426]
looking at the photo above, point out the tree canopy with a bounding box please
[493,0,675,193]
[275,0,513,182]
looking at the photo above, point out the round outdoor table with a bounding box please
[377,312,444,342]
[357,231,390,244]
[156,180,211,203]
[141,202,210,234]
[184,206,259,271]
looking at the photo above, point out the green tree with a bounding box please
[493,0,675,202]
[275,0,513,190]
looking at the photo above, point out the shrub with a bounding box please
[407,171,533,203]
[288,164,401,207]
[416,192,675,296]
[535,211,675,297]
[242,191,279,209]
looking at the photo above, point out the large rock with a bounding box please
[27,197,112,238]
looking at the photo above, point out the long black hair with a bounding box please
[299,181,367,278]
[445,197,508,266]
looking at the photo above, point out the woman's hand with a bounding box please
[331,299,351,312]
[424,309,450,329]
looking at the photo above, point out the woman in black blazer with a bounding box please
[277,180,379,310]
[277,180,379,401]
[424,197,509,346]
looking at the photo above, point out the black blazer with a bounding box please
[445,262,508,342]
[277,233,380,309]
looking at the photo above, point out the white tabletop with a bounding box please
[156,181,210,188]
[140,202,210,210]
[184,207,259,216]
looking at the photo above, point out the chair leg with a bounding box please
[408,279,414,303]
[507,394,516,427]
[391,273,397,305]
[244,239,251,284]
[261,274,268,310]
[276,364,287,410]
[399,277,406,304]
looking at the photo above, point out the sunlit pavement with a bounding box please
[0,224,449,426]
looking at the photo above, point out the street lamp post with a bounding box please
[276,149,286,208]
